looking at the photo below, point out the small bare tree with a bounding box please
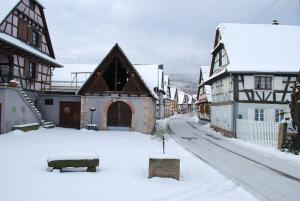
[153,124,170,154]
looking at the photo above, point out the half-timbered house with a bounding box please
[163,75,171,118]
[170,87,178,114]
[0,0,62,133]
[77,44,157,134]
[195,66,211,121]
[178,90,189,114]
[205,22,300,137]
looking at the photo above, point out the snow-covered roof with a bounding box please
[134,64,162,98]
[217,23,300,73]
[200,66,210,83]
[52,63,97,84]
[0,32,62,67]
[178,91,186,104]
[170,87,177,100]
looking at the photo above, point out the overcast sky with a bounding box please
[42,0,300,75]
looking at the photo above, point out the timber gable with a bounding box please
[0,0,55,58]
[78,44,154,98]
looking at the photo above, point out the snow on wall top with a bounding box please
[218,23,300,73]
[134,64,161,99]
[0,32,62,67]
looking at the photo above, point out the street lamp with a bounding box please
[90,107,96,124]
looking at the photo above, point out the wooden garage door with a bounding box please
[107,101,132,127]
[59,102,81,129]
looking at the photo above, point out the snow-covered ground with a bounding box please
[0,128,257,201]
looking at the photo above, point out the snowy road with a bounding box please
[168,115,300,201]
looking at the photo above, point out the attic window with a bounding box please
[29,0,36,10]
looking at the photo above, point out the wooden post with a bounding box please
[277,122,287,150]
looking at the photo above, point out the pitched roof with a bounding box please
[134,64,165,98]
[0,0,19,23]
[0,0,44,23]
[0,0,61,67]
[217,23,300,73]
[77,44,157,99]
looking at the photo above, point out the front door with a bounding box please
[107,101,132,127]
[59,102,81,129]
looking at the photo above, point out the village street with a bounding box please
[168,114,300,201]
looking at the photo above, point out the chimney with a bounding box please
[272,20,279,25]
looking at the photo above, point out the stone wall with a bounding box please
[81,96,156,134]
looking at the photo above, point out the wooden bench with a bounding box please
[47,155,99,172]
[13,123,40,132]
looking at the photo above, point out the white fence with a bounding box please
[236,119,280,148]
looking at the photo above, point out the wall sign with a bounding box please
[11,106,16,113]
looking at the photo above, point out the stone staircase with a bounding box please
[17,87,55,129]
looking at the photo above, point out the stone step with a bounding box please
[42,121,54,126]
[42,124,55,129]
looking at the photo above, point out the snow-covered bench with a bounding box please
[13,123,40,132]
[47,154,99,172]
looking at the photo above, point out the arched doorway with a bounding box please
[107,101,132,127]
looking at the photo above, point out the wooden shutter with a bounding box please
[38,33,42,48]
[24,60,29,78]
[34,63,38,80]
[18,20,28,41]
[27,27,32,45]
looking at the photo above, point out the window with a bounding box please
[45,99,53,105]
[28,62,36,79]
[32,31,39,47]
[275,109,284,122]
[255,109,264,121]
[29,0,35,10]
[254,76,272,90]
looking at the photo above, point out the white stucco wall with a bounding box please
[210,104,233,133]
[237,102,289,122]
[38,94,81,126]
[0,87,39,134]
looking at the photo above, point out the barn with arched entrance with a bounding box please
[77,44,157,134]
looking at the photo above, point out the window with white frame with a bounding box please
[275,109,284,122]
[255,109,264,121]
[254,76,272,90]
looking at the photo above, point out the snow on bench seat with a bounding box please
[13,123,40,132]
[47,154,100,172]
